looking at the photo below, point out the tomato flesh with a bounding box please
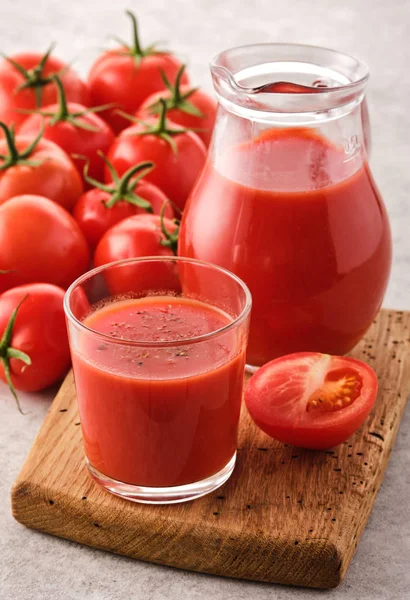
[307,367,362,412]
[245,352,378,449]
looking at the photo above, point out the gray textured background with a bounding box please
[0,0,409,598]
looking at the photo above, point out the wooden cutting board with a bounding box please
[11,309,410,589]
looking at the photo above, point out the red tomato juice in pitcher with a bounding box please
[71,295,245,487]
[180,128,391,366]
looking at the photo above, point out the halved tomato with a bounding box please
[245,352,378,449]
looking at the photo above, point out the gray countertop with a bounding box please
[0,0,409,598]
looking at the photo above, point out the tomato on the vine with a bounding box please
[245,352,378,450]
[73,155,174,250]
[0,195,89,293]
[0,284,71,410]
[0,122,83,210]
[137,65,217,147]
[94,213,179,295]
[0,45,89,128]
[107,100,206,211]
[88,11,189,133]
[19,77,114,184]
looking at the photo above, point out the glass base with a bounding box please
[86,453,237,505]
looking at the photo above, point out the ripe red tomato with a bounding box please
[87,11,189,134]
[0,46,89,128]
[95,213,178,265]
[0,284,71,407]
[245,352,378,450]
[18,77,114,184]
[0,124,83,211]
[73,159,174,250]
[137,66,217,147]
[107,101,206,211]
[0,195,90,293]
[94,214,179,295]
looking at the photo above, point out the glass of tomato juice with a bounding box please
[64,256,251,504]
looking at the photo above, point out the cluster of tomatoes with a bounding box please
[0,11,216,409]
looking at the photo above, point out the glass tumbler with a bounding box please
[64,256,251,504]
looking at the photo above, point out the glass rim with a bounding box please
[211,42,370,93]
[64,256,252,348]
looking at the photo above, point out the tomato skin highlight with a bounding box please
[0,52,89,128]
[107,122,206,212]
[0,284,71,392]
[18,103,115,185]
[137,86,217,147]
[245,352,378,450]
[0,136,83,211]
[73,181,173,251]
[0,195,90,293]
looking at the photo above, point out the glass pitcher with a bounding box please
[179,44,391,368]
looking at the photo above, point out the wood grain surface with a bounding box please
[11,309,410,589]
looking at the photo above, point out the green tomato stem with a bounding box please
[83,152,154,212]
[118,100,191,156]
[4,43,56,106]
[159,201,180,255]
[19,75,107,132]
[147,65,204,118]
[0,120,45,170]
[0,295,32,414]
[126,10,143,57]
[50,75,70,122]
[117,161,154,197]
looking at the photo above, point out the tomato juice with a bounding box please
[180,128,392,366]
[71,295,246,488]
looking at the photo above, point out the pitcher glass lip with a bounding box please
[210,43,369,114]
